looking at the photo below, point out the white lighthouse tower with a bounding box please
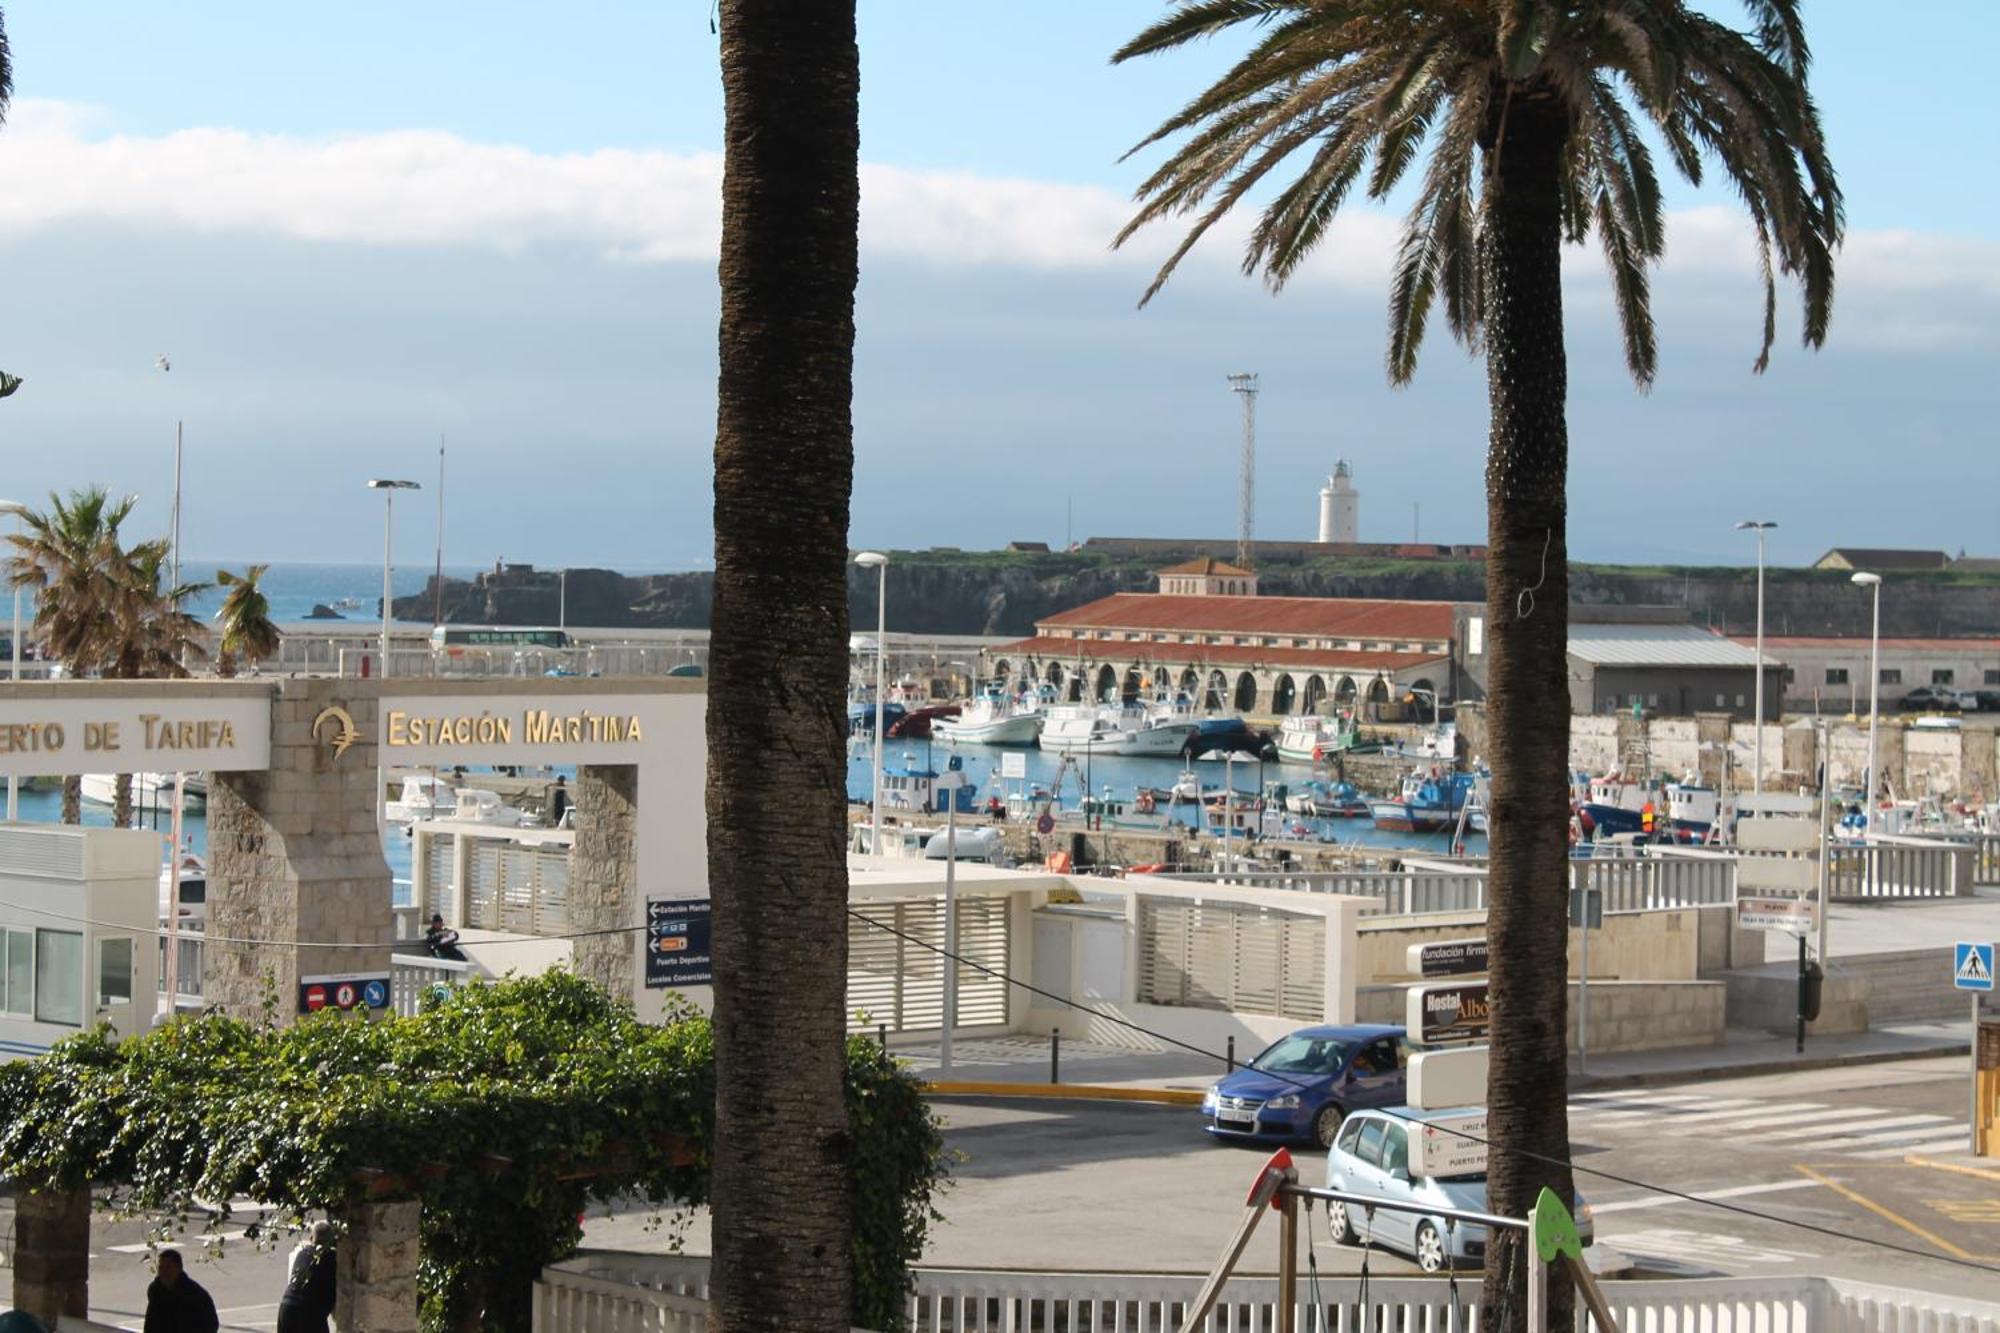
[1317,460,1358,544]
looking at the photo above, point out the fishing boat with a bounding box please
[1285,779,1370,818]
[1036,701,1199,757]
[875,753,983,816]
[448,788,532,828]
[932,690,1041,746]
[386,774,458,823]
[889,703,962,740]
[1574,771,1658,840]
[1272,710,1384,763]
[80,772,207,812]
[1370,769,1477,834]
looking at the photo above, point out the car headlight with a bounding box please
[1577,1202,1594,1223]
[1201,1087,1218,1111]
[1265,1093,1301,1110]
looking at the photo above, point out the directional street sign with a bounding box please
[1739,896,1816,935]
[645,897,714,989]
[1954,942,1994,992]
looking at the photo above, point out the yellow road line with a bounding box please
[1903,1155,2000,1183]
[1793,1164,1977,1261]
[924,1081,1206,1105]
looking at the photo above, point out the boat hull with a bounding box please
[1369,801,1454,834]
[1038,723,1197,756]
[933,714,1042,746]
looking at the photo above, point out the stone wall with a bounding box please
[10,1186,90,1323]
[337,1199,421,1333]
[206,678,390,1020]
[571,764,638,999]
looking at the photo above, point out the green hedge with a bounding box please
[0,973,947,1333]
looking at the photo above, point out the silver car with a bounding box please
[1323,1107,1594,1273]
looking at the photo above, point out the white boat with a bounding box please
[80,772,206,812]
[1274,712,1362,764]
[1036,701,1198,757]
[932,691,1042,746]
[449,788,531,828]
[159,848,208,926]
[386,774,459,823]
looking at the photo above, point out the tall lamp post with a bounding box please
[1851,572,1882,832]
[367,480,422,678]
[0,499,27,822]
[855,552,889,851]
[1736,521,1777,797]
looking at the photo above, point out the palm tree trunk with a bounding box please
[61,775,81,825]
[708,4,859,1333]
[1476,86,1578,1333]
[113,773,134,829]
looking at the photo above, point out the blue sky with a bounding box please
[1,2,1994,569]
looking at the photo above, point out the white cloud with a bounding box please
[0,96,1991,334]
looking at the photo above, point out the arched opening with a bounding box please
[1122,668,1143,704]
[1046,661,1065,687]
[1271,674,1297,716]
[1334,675,1358,707]
[1067,675,1083,702]
[1206,669,1228,712]
[1095,664,1118,703]
[1366,676,1391,716]
[1233,671,1259,713]
[1178,667,1200,700]
[1304,674,1327,713]
[992,660,1011,683]
[1408,677,1439,721]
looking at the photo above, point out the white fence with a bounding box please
[1827,839,1975,901]
[534,1255,2000,1333]
[390,954,474,1016]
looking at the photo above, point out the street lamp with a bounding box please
[1851,572,1882,834]
[0,498,27,822]
[1736,521,1777,796]
[367,480,422,678]
[855,552,889,852]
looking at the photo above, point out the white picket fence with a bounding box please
[534,1254,2000,1333]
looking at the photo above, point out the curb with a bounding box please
[925,1081,1207,1106]
[1567,1040,1969,1091]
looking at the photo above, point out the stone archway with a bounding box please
[1046,662,1065,689]
[1095,664,1118,703]
[1366,676,1391,717]
[1304,674,1328,713]
[1271,674,1298,716]
[1334,675,1358,707]
[992,659,1012,683]
[1122,668,1144,704]
[1178,667,1199,699]
[1205,669,1228,712]
[1067,675,1084,703]
[1233,671,1259,713]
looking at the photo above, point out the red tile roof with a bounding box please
[1156,557,1254,577]
[1035,592,1456,641]
[994,635,1447,673]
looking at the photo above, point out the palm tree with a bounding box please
[1116,4,1838,1325]
[7,488,140,822]
[103,541,209,828]
[213,564,280,677]
[707,4,860,1333]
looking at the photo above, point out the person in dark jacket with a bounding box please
[277,1221,337,1333]
[548,774,571,826]
[143,1249,219,1333]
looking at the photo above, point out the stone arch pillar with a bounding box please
[571,764,638,998]
[206,679,391,1021]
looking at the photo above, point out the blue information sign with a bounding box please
[645,898,714,989]
[1953,942,1994,993]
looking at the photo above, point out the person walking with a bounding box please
[548,774,571,826]
[143,1249,218,1333]
[277,1221,337,1333]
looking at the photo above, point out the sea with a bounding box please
[176,559,495,626]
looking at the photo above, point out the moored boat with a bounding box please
[1036,701,1198,757]
[932,690,1041,746]
[1370,769,1476,833]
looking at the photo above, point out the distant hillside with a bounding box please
[396,548,2000,640]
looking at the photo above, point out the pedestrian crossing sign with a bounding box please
[1954,942,1994,992]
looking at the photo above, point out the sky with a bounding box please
[0,2,1994,571]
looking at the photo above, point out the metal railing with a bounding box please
[533,1255,2000,1333]
[1827,839,1974,901]
[390,954,474,1016]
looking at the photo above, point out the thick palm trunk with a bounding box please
[708,4,859,1333]
[113,772,134,829]
[1476,87,1577,1333]
[61,776,81,825]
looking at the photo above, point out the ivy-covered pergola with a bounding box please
[0,973,946,1333]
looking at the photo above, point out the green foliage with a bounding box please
[0,973,949,1333]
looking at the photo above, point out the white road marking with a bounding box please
[1587,1178,1825,1215]
[1820,1118,1958,1146]
[1848,1136,1972,1160]
[1736,1114,1949,1144]
[1604,1227,1817,1268]
[105,1231,248,1255]
[1630,1101,1826,1127]
[1572,1091,1717,1105]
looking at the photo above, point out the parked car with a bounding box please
[1200,1024,1411,1146]
[1324,1107,1595,1274]
[1898,686,1964,712]
[1973,690,2000,713]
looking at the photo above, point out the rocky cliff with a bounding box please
[396,552,2000,640]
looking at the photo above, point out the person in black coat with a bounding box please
[143,1250,219,1333]
[277,1221,338,1333]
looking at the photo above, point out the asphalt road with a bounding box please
[5,1057,1994,1328]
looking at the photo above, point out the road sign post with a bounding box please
[1569,887,1601,1074]
[1955,942,1994,1151]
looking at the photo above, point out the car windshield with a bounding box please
[1249,1034,1351,1075]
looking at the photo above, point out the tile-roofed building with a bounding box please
[1813,548,1951,572]
[984,565,1462,717]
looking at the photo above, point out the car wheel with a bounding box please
[1415,1221,1446,1274]
[1312,1104,1345,1147]
[1326,1200,1357,1246]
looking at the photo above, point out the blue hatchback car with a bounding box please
[1201,1024,1412,1147]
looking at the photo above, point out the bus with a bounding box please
[429,626,571,651]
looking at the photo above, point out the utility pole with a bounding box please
[1226,373,1258,570]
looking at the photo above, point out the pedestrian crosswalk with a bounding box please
[1569,1089,1968,1160]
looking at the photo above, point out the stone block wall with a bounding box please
[206,678,391,1021]
[571,763,638,1000]
[337,1199,421,1333]
[1567,980,1726,1053]
[10,1186,91,1322]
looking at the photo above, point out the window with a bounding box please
[1649,694,1661,707]
[1931,669,1954,685]
[2,929,31,1017]
[1468,616,1485,656]
[1355,1118,1387,1168]
[1826,668,1849,685]
[97,937,134,1007]
[1987,670,2000,686]
[1880,668,1902,685]
[1379,1124,1410,1178]
[1736,694,1747,708]
[34,929,83,1026]
[1716,694,1727,708]
[1782,669,1795,686]
[1336,1120,1364,1156]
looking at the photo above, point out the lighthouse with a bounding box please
[1317,460,1358,543]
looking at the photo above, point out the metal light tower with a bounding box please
[1736,520,1777,796]
[1226,373,1259,569]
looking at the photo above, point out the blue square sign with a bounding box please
[1954,942,1994,992]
